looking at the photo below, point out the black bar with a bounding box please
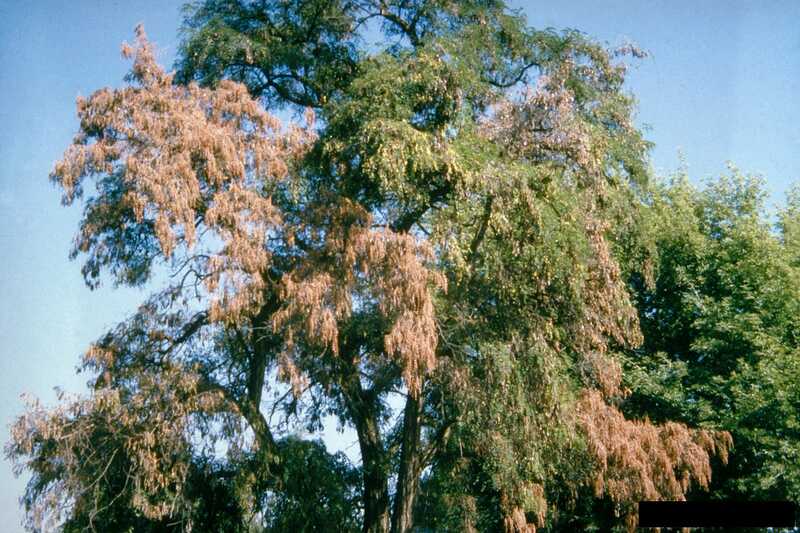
[638,501,796,528]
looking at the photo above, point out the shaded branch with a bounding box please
[482,60,539,88]
[196,375,280,469]
[467,194,494,262]
[378,2,421,47]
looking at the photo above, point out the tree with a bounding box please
[622,171,800,508]
[8,3,731,532]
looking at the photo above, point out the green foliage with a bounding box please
[261,437,362,532]
[177,0,360,108]
[623,170,800,503]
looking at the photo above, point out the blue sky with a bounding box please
[0,1,798,530]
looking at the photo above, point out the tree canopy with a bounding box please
[623,171,800,506]
[18,2,799,532]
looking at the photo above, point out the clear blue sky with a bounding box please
[0,1,798,530]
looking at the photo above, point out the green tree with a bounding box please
[623,170,800,506]
[8,3,730,532]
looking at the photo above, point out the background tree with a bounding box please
[622,171,800,507]
[8,2,731,532]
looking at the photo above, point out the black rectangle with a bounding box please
[638,501,796,528]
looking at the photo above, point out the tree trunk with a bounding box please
[391,393,423,533]
[359,414,391,533]
[343,373,390,533]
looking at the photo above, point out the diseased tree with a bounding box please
[8,3,731,532]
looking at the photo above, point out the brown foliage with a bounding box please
[50,26,444,399]
[274,199,446,396]
[578,389,732,530]
[9,366,225,530]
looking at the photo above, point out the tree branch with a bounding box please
[468,194,494,262]
[482,60,539,88]
[378,2,420,47]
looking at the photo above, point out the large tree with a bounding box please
[8,2,731,532]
